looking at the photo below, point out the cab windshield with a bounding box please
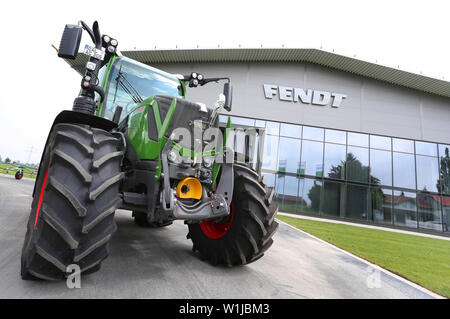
[102,57,184,121]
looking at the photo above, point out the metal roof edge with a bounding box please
[65,48,450,99]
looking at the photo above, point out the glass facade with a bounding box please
[221,115,450,233]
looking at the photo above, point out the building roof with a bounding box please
[65,48,450,98]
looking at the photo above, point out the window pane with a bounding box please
[393,191,417,228]
[325,129,346,144]
[231,116,255,127]
[275,175,299,213]
[278,137,301,174]
[321,181,345,217]
[266,121,280,135]
[298,178,322,214]
[416,155,439,193]
[417,192,443,231]
[393,153,416,189]
[261,135,279,171]
[348,132,368,147]
[262,172,276,189]
[370,149,392,186]
[346,146,369,183]
[280,123,302,138]
[300,140,324,177]
[415,141,437,157]
[274,174,283,207]
[219,115,229,124]
[442,196,450,232]
[345,184,369,220]
[104,58,183,121]
[370,135,391,150]
[255,119,266,128]
[393,138,414,153]
[438,148,450,195]
[324,143,346,179]
[302,126,324,141]
[370,187,392,225]
[439,144,450,158]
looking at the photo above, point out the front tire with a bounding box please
[187,164,278,266]
[15,171,23,180]
[21,123,124,280]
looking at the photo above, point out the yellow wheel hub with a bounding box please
[176,177,202,200]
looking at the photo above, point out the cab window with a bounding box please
[103,57,183,122]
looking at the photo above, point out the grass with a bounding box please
[277,214,450,298]
[0,163,37,179]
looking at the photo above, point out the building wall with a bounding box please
[153,62,450,144]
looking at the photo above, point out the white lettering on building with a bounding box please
[263,84,347,108]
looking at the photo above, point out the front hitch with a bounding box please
[160,138,234,221]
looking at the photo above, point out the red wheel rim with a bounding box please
[200,202,235,239]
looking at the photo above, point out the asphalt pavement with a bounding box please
[0,174,439,298]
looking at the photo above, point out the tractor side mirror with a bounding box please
[58,24,83,60]
[223,82,233,112]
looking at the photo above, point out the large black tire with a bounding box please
[21,123,124,280]
[133,211,173,228]
[187,164,278,266]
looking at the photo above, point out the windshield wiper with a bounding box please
[113,66,144,105]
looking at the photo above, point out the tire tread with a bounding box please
[21,124,124,280]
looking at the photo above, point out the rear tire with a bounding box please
[133,211,173,228]
[20,123,124,280]
[187,164,278,266]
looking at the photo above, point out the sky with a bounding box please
[1,0,450,163]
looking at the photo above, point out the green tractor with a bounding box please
[21,20,278,280]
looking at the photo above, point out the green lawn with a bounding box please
[277,215,450,298]
[0,163,37,179]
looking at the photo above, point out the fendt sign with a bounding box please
[263,84,347,108]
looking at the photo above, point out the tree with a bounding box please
[307,181,321,212]
[437,147,450,194]
[5,157,11,164]
[306,152,384,220]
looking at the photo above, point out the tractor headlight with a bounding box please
[197,74,203,81]
[191,72,197,79]
[110,39,118,46]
